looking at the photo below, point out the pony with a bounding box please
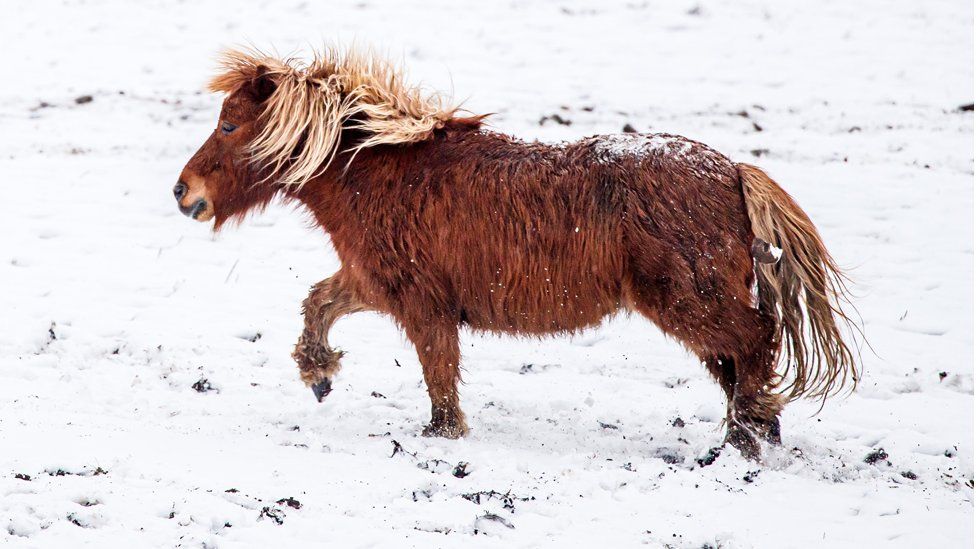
[173,47,858,460]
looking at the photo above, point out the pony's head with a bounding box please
[175,58,278,227]
[174,47,461,229]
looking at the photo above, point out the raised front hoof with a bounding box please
[311,378,333,402]
[421,420,468,439]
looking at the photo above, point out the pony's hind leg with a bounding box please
[704,354,783,448]
[292,271,366,401]
[703,355,735,416]
[628,264,783,459]
[403,321,467,439]
[703,307,784,459]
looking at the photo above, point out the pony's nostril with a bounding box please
[173,181,188,201]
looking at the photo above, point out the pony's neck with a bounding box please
[281,153,380,265]
[284,172,349,233]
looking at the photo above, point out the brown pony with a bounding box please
[174,47,858,459]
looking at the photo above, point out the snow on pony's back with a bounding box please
[588,132,732,174]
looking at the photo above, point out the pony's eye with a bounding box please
[220,121,238,135]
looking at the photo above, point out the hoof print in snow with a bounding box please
[900,471,918,480]
[452,462,471,478]
[390,440,416,458]
[655,449,683,465]
[390,440,470,477]
[259,506,284,525]
[370,391,386,398]
[696,447,722,467]
[66,512,96,528]
[74,95,93,105]
[622,123,638,133]
[46,466,107,477]
[238,332,262,342]
[662,377,688,388]
[414,525,452,535]
[461,490,533,512]
[75,496,101,507]
[672,417,686,428]
[14,473,31,481]
[473,512,515,534]
[598,421,619,430]
[418,459,449,473]
[276,497,302,509]
[743,470,760,483]
[864,448,889,465]
[519,362,561,374]
[192,378,215,393]
[959,103,974,112]
[538,113,571,126]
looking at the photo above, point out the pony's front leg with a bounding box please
[292,272,365,402]
[404,322,468,439]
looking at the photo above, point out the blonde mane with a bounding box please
[209,47,462,188]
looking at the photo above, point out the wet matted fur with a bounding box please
[176,47,860,460]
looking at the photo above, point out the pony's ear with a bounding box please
[209,49,280,101]
[241,68,278,104]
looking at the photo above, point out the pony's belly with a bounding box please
[460,285,621,335]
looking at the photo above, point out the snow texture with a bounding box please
[0,0,972,547]
[591,133,696,163]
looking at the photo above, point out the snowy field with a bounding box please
[1,0,973,547]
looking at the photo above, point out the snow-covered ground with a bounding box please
[1,0,972,547]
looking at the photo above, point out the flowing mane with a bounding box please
[209,47,465,187]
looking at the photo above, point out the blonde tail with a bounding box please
[738,163,860,402]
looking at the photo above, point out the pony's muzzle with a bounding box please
[174,177,214,222]
[178,197,209,219]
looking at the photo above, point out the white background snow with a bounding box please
[1,0,972,547]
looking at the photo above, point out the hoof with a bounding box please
[726,424,762,461]
[421,420,468,439]
[311,378,332,402]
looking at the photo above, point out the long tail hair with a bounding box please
[738,163,860,402]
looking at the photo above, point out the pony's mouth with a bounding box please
[179,198,214,222]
